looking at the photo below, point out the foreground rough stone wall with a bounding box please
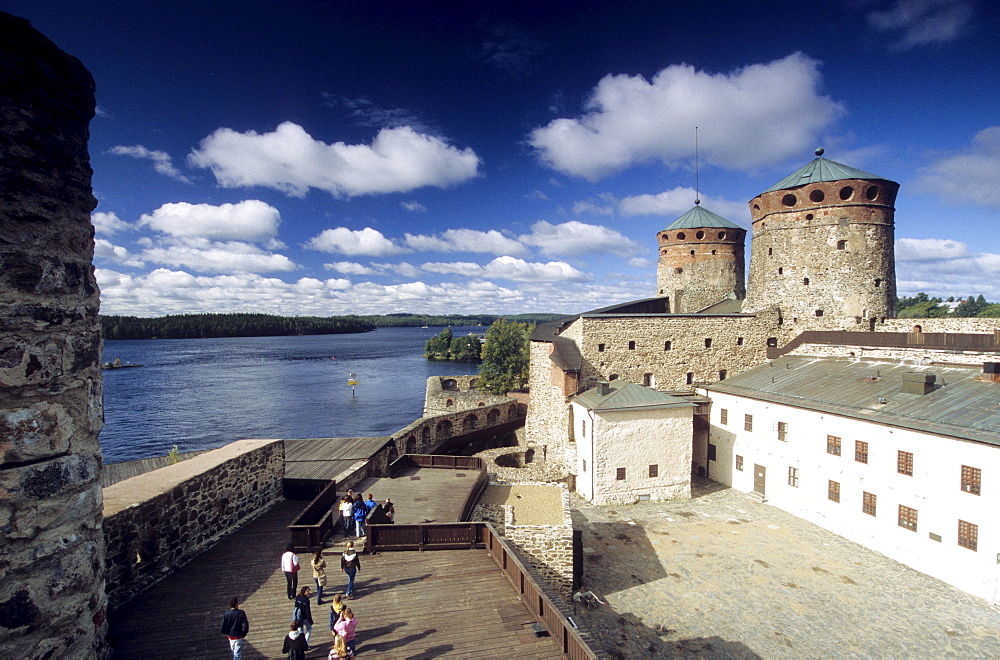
[423,374,508,416]
[103,439,283,611]
[0,13,107,658]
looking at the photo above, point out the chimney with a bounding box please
[597,381,612,396]
[984,362,1000,383]
[901,372,936,395]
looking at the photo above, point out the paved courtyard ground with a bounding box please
[571,481,1000,658]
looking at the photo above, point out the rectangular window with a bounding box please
[581,420,586,438]
[958,520,978,551]
[855,440,868,464]
[862,491,877,516]
[736,455,744,471]
[597,343,605,352]
[707,443,717,461]
[648,464,658,478]
[897,450,913,476]
[720,408,728,425]
[744,414,753,432]
[664,340,672,351]
[828,480,840,503]
[628,340,636,350]
[581,459,586,472]
[616,467,626,481]
[788,466,799,488]
[961,465,981,495]
[686,372,694,385]
[827,435,842,456]
[898,505,917,532]
[777,421,788,442]
[704,338,712,348]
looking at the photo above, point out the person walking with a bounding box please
[329,593,346,631]
[339,495,354,537]
[281,620,309,660]
[341,541,360,598]
[281,543,300,600]
[219,595,249,659]
[292,586,314,644]
[333,607,357,657]
[311,551,327,605]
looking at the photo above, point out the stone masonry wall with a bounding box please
[524,341,573,465]
[102,439,283,611]
[423,375,508,416]
[0,13,107,659]
[472,483,575,601]
[792,343,1000,366]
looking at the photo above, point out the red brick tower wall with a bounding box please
[743,178,898,323]
[656,225,747,313]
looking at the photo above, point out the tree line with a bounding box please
[896,294,1000,318]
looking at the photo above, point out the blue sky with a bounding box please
[8,0,1000,316]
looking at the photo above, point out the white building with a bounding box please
[703,356,1000,603]
[570,381,706,505]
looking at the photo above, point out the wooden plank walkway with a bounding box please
[349,465,479,526]
[107,498,563,658]
[285,437,390,481]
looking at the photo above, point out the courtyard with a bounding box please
[572,481,1000,658]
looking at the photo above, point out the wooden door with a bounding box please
[753,464,766,496]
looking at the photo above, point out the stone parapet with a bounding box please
[103,439,284,611]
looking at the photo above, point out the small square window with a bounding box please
[898,505,917,532]
[827,435,842,456]
[628,340,636,350]
[855,440,868,464]
[958,520,978,551]
[862,491,877,516]
[597,343,605,352]
[828,480,840,503]
[897,450,913,476]
[718,369,727,381]
[648,464,658,478]
[704,338,712,348]
[720,408,728,425]
[736,455,744,471]
[777,421,787,442]
[788,466,799,488]
[961,465,981,495]
[736,337,744,346]
[744,414,753,432]
[616,467,626,481]
[664,340,672,351]
[686,372,694,385]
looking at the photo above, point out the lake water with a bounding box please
[99,327,482,464]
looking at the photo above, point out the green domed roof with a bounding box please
[763,155,891,194]
[663,204,742,231]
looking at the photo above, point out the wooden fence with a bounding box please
[287,480,339,552]
[367,521,599,659]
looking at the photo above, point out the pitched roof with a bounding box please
[663,204,742,231]
[572,380,698,412]
[705,357,1000,447]
[763,156,891,194]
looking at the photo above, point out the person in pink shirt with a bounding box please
[333,607,357,657]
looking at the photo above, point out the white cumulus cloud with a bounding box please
[324,261,377,275]
[305,227,409,257]
[867,0,976,51]
[401,201,427,213]
[529,52,843,180]
[519,220,643,258]
[189,121,480,198]
[94,238,145,268]
[895,238,1000,299]
[138,200,281,241]
[916,127,1000,208]
[140,240,297,274]
[110,145,191,183]
[91,211,131,235]
[421,256,590,283]
[404,228,527,256]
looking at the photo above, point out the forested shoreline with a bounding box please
[100,312,563,340]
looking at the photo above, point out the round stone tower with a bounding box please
[743,149,898,325]
[656,203,746,313]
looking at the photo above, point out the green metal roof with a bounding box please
[763,156,890,194]
[663,204,742,231]
[572,380,696,412]
[705,357,1000,447]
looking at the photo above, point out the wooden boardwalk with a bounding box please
[109,468,562,658]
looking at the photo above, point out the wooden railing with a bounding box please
[367,521,599,659]
[388,453,485,476]
[768,330,1000,360]
[287,480,338,552]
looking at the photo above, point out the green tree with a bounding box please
[423,327,453,359]
[449,334,482,361]
[477,320,531,394]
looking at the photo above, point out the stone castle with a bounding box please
[524,148,995,492]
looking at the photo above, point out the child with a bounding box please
[333,608,357,657]
[329,633,349,660]
[329,594,346,630]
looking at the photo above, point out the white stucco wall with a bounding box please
[571,402,692,505]
[703,389,1000,603]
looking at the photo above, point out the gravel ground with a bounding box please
[478,483,563,525]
